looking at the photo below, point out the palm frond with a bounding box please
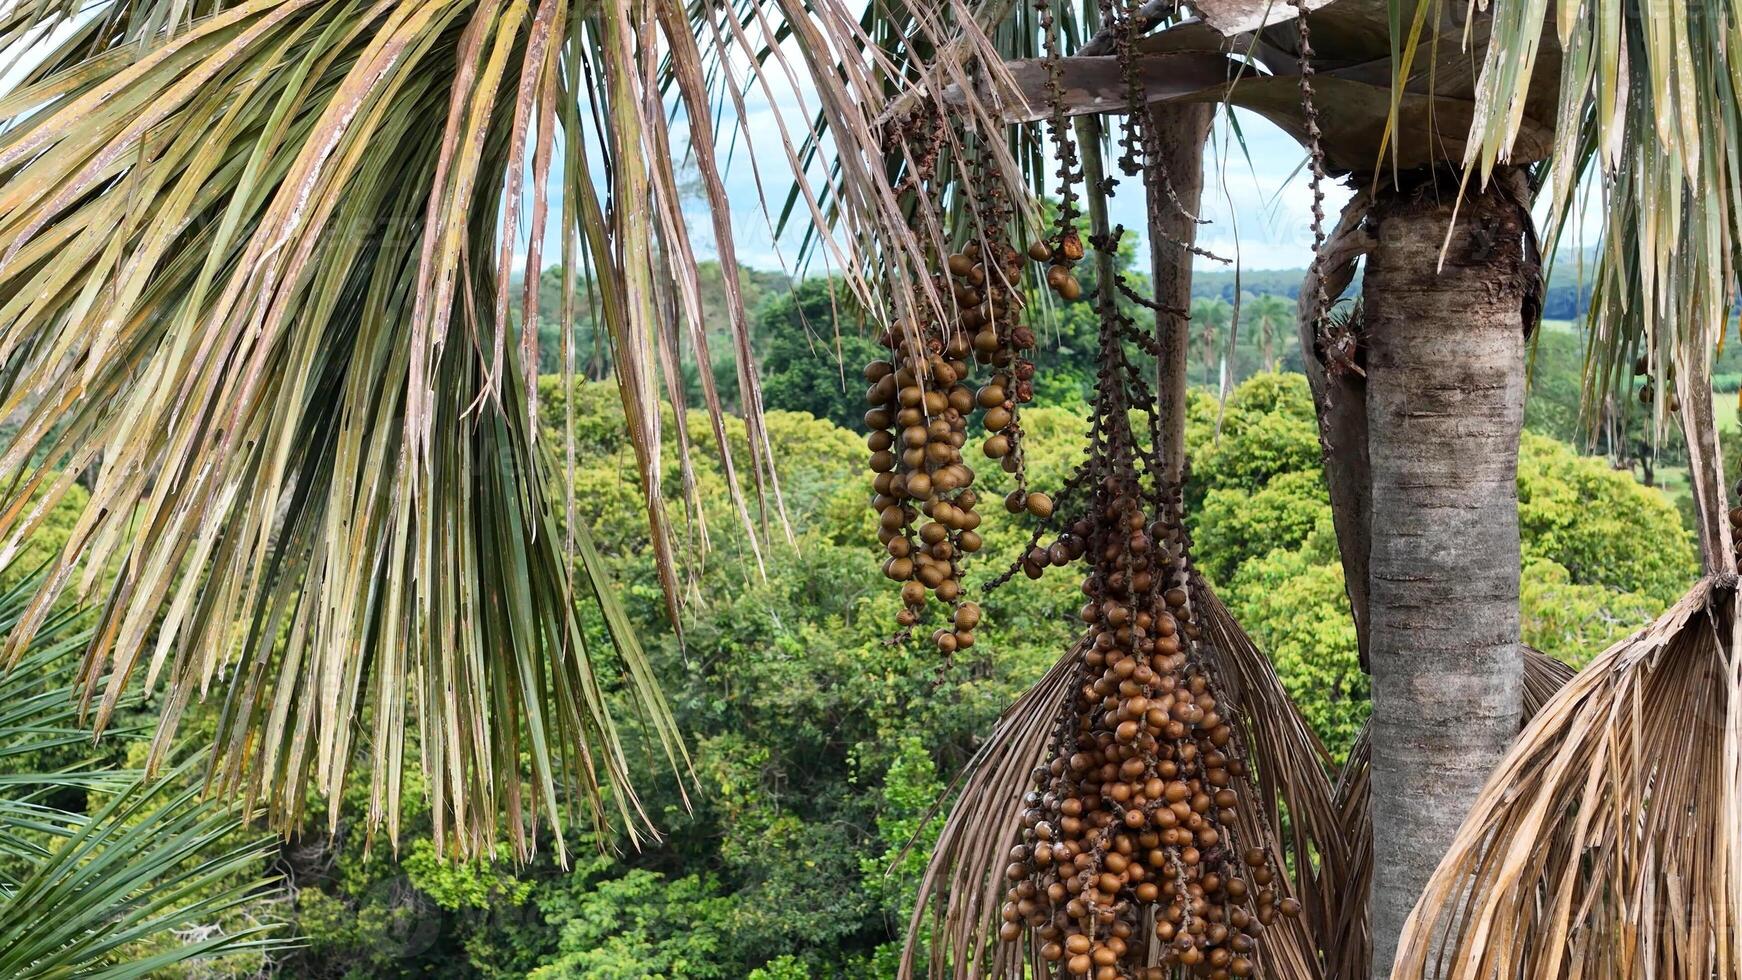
[0,765,285,980]
[1456,0,1739,438]
[1330,646,1575,980]
[1392,583,1741,980]
[0,566,285,978]
[898,640,1085,980]
[0,0,966,855]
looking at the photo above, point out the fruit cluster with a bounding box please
[1036,230,1086,301]
[865,320,983,653]
[978,224,1298,974]
[865,209,1072,650]
[967,240,1036,478]
[1633,354,1681,411]
[998,469,1297,978]
[971,230,1081,487]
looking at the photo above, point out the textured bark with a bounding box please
[1363,175,1527,979]
[1149,102,1214,481]
[1298,191,1376,670]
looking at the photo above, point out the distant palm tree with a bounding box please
[1189,296,1231,389]
[1247,293,1294,373]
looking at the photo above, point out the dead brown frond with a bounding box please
[899,641,1086,980]
[1331,647,1576,980]
[1392,585,1741,980]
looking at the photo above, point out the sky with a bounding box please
[691,103,1351,277]
[1155,110,1354,271]
[576,21,1356,281]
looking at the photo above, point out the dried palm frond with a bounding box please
[902,580,1343,979]
[1391,583,1741,980]
[898,641,1086,980]
[1378,203,1738,972]
[0,0,1012,857]
[1330,647,1575,980]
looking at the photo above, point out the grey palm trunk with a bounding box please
[1149,101,1214,482]
[1358,175,1530,978]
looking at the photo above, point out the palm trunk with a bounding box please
[1298,190,1376,679]
[1149,102,1214,481]
[1363,175,1528,978]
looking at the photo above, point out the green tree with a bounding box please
[756,280,883,428]
[1187,374,1696,764]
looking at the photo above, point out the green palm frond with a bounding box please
[0,0,951,857]
[0,569,284,978]
[0,768,284,980]
[1455,0,1742,437]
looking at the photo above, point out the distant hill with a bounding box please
[1192,254,1597,321]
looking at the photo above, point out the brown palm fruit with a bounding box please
[996,469,1295,976]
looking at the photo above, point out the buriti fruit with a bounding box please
[862,159,1056,653]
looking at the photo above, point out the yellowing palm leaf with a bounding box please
[0,0,962,857]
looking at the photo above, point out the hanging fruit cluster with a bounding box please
[1037,230,1086,302]
[870,0,1301,969]
[1000,501,1300,977]
[864,319,983,654]
[970,232,1039,484]
[993,256,1296,976]
[862,137,1068,652]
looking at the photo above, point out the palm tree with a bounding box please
[1354,174,1532,974]
[1386,4,1742,975]
[920,0,1738,974]
[1189,296,1232,388]
[1,0,1735,975]
[1247,292,1292,373]
[948,7,1549,973]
